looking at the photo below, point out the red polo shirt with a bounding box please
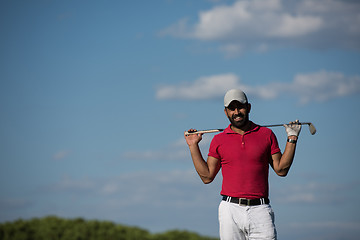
[208,122,280,199]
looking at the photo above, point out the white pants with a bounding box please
[218,200,277,240]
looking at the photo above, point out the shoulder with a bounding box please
[259,126,274,135]
[210,127,231,146]
[251,123,277,139]
[211,131,225,143]
[250,122,271,133]
[213,125,232,138]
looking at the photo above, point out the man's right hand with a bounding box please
[184,129,203,146]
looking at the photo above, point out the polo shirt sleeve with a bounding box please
[208,136,221,160]
[270,131,281,155]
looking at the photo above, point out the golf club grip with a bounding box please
[185,129,224,135]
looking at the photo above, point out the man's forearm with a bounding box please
[188,144,212,183]
[278,137,297,176]
[278,120,301,176]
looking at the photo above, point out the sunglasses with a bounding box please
[226,101,248,111]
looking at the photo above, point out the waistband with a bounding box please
[222,195,270,206]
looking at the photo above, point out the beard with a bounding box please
[228,112,249,129]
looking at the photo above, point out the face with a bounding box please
[224,101,251,129]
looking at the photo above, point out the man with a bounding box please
[184,89,301,240]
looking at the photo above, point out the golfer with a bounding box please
[184,89,301,240]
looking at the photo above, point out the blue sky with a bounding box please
[1,0,360,239]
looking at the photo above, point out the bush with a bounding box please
[0,216,218,240]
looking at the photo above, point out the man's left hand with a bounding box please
[283,119,302,137]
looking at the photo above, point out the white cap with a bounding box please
[224,89,248,107]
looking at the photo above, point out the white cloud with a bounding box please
[191,0,323,39]
[270,13,323,38]
[161,0,360,52]
[156,73,243,100]
[156,71,360,104]
[291,70,360,104]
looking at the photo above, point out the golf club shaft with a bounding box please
[263,122,312,127]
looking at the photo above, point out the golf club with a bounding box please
[185,122,316,135]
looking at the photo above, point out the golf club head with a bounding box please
[307,123,317,135]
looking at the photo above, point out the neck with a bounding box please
[230,121,252,135]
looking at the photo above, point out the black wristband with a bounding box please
[287,138,297,143]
